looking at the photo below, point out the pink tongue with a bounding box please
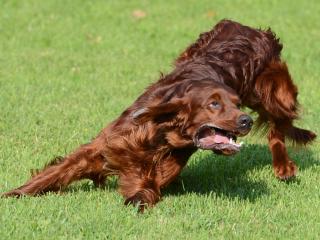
[213,134,229,144]
[199,133,229,146]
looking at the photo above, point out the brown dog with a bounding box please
[3,20,316,211]
[176,19,316,180]
[3,79,252,211]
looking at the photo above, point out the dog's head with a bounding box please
[132,80,253,155]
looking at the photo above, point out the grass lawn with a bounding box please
[1,0,319,239]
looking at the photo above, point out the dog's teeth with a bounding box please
[234,142,244,148]
[229,138,237,145]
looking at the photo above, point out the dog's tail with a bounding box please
[2,144,106,198]
[284,125,316,145]
[253,60,317,145]
[255,117,316,145]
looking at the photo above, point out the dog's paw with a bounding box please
[1,189,24,198]
[274,160,298,180]
[124,193,148,213]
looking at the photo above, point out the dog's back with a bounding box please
[177,19,282,68]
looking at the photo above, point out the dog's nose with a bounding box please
[237,114,253,130]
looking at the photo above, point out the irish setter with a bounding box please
[2,20,316,211]
[176,19,316,180]
[3,79,252,212]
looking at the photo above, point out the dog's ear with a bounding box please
[255,61,298,119]
[132,98,188,124]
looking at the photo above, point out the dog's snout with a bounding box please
[237,114,253,130]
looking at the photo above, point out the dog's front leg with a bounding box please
[119,169,161,213]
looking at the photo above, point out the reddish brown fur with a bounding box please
[3,79,250,212]
[2,20,316,211]
[176,19,316,179]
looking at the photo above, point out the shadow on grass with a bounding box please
[66,144,318,202]
[162,144,318,202]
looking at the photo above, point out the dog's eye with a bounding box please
[237,103,241,109]
[210,101,221,109]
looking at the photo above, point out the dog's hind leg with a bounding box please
[267,119,316,180]
[2,144,107,197]
[268,123,297,180]
[255,61,316,180]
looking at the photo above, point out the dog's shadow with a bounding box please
[162,144,318,202]
[69,144,318,202]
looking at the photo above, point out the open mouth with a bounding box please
[194,123,243,155]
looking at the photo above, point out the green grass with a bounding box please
[1,0,320,239]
